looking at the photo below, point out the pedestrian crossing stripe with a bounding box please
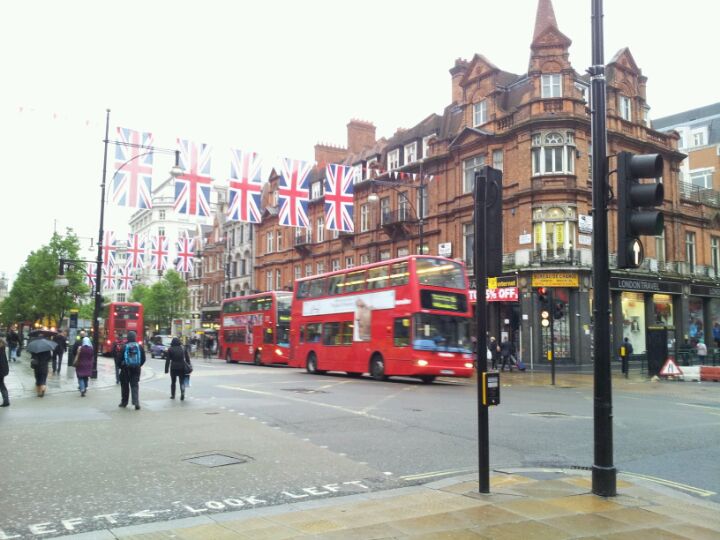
[659,358,683,376]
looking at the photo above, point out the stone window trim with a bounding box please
[531,130,576,176]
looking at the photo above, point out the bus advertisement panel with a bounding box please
[99,302,144,355]
[220,291,292,365]
[289,255,475,383]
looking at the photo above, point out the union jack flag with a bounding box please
[278,158,312,228]
[86,263,96,292]
[112,127,154,209]
[227,148,263,223]
[117,264,133,291]
[102,231,117,266]
[174,139,213,217]
[175,235,195,273]
[151,235,169,271]
[102,263,117,290]
[126,233,146,270]
[324,163,356,232]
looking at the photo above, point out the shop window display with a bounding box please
[688,297,703,346]
[621,292,645,353]
[652,294,674,327]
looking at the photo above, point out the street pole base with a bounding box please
[591,465,617,497]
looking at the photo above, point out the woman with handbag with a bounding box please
[74,337,94,397]
[164,337,192,400]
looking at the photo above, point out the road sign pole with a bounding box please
[550,288,556,386]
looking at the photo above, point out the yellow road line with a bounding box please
[621,472,716,497]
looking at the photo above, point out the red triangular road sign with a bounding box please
[659,358,683,376]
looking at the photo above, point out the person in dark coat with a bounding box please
[52,330,68,374]
[0,338,10,406]
[111,336,126,384]
[488,336,500,371]
[70,330,86,365]
[31,349,52,397]
[7,329,20,362]
[500,337,514,372]
[119,330,146,410]
[75,337,94,397]
[164,337,192,400]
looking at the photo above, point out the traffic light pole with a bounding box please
[590,0,616,497]
[549,288,556,386]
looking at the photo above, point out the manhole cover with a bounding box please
[529,411,569,418]
[282,388,327,394]
[184,453,251,468]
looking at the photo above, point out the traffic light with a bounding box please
[553,300,565,320]
[537,287,551,327]
[617,151,664,269]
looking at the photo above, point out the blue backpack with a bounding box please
[124,342,142,366]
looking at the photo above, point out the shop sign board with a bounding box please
[438,242,452,257]
[469,276,519,303]
[531,272,579,288]
[578,214,593,233]
[610,277,682,294]
[689,284,720,297]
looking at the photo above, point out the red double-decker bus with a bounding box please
[289,255,475,383]
[99,302,144,355]
[220,291,292,365]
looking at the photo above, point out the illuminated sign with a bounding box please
[420,290,467,312]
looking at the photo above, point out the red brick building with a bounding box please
[253,0,719,366]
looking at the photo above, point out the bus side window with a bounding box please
[393,317,410,347]
[297,281,311,299]
[367,266,389,289]
[309,278,327,298]
[322,322,340,345]
[390,262,409,286]
[307,323,322,342]
[299,325,305,344]
[345,270,367,293]
[264,327,273,344]
[341,321,353,345]
[328,275,344,295]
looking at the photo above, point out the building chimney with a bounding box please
[347,119,376,154]
[314,143,347,166]
[449,58,469,104]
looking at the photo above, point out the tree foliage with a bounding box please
[129,270,188,330]
[1,231,88,328]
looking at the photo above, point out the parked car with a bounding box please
[149,335,173,358]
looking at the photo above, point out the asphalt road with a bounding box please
[1,356,718,538]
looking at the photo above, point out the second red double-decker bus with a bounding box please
[288,255,475,383]
[99,302,144,355]
[220,291,292,365]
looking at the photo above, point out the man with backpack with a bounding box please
[119,330,146,410]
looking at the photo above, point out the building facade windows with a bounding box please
[276,229,282,251]
[398,191,410,221]
[316,217,324,243]
[463,223,474,269]
[275,269,282,290]
[691,128,707,147]
[265,271,272,292]
[422,134,435,158]
[345,256,354,269]
[266,231,274,254]
[360,254,370,265]
[379,250,391,261]
[655,229,666,265]
[316,262,325,275]
[294,265,301,281]
[711,236,720,277]
[331,259,340,272]
[690,168,713,189]
[305,264,312,277]
[531,131,575,176]
[541,74,561,98]
[533,206,576,256]
[311,181,322,200]
[492,149,503,172]
[463,154,486,194]
[360,203,369,232]
[417,187,428,219]
[473,100,487,127]
[404,142,417,165]
[380,197,390,225]
[387,149,400,170]
[159,210,166,221]
[619,95,632,121]
[685,231,696,273]
[365,158,378,180]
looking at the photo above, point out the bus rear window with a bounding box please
[416,258,466,289]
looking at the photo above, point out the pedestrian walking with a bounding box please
[73,337,94,397]
[712,322,720,349]
[30,350,52,397]
[52,330,68,374]
[619,337,633,376]
[70,330,86,367]
[118,330,146,410]
[164,337,192,400]
[500,337,514,372]
[7,328,19,362]
[0,338,10,407]
[488,336,499,371]
[696,339,708,364]
[111,335,125,384]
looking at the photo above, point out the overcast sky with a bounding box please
[1,0,718,287]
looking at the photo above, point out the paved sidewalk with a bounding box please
[3,350,155,400]
[64,468,719,539]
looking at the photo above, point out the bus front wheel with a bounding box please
[254,351,262,366]
[306,353,325,375]
[370,355,387,381]
[420,375,436,384]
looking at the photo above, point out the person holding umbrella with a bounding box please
[0,337,10,406]
[26,336,56,397]
[73,337,94,397]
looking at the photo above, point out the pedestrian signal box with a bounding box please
[482,372,500,406]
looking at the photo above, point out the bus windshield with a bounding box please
[412,313,472,353]
[277,295,291,347]
[415,258,466,289]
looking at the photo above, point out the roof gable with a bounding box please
[448,126,494,149]
[460,54,500,86]
[609,47,640,73]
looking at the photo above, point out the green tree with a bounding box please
[1,231,87,328]
[130,271,188,332]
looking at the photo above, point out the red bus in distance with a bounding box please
[289,255,475,383]
[99,302,144,355]
[220,291,292,365]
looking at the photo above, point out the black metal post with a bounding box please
[474,171,490,494]
[92,109,110,379]
[590,0,616,497]
[549,288,556,386]
[418,161,424,254]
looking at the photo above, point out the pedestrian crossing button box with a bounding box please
[482,372,500,406]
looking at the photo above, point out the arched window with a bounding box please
[531,131,576,176]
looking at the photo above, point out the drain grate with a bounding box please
[529,411,570,418]
[282,388,327,394]
[184,453,252,468]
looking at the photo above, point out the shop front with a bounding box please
[689,284,720,351]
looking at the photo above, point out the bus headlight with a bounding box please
[275,348,283,356]
[464,362,474,368]
[416,359,428,367]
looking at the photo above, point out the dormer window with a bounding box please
[388,149,400,170]
[473,100,487,127]
[541,74,562,98]
[619,96,632,121]
[311,181,322,200]
[365,158,378,179]
[404,142,417,165]
[422,134,435,158]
